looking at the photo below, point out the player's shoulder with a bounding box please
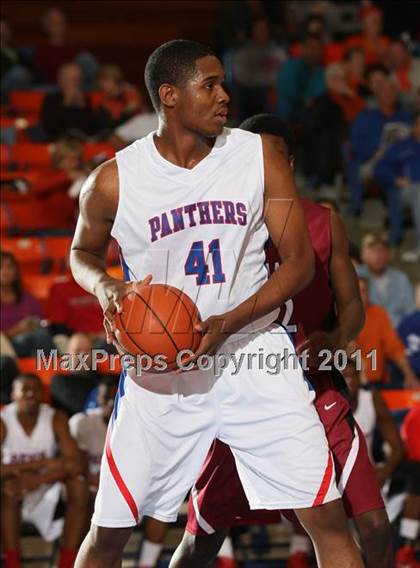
[226,127,260,149]
[78,158,118,213]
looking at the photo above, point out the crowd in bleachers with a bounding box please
[0,1,419,567]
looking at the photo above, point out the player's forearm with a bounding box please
[333,297,365,348]
[70,249,113,296]
[226,251,314,333]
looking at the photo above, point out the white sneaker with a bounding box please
[401,248,420,263]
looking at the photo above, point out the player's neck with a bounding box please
[154,122,215,170]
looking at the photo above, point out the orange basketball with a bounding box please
[114,283,201,370]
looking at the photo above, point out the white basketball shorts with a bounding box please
[92,324,339,527]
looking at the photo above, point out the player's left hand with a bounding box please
[297,330,343,370]
[178,315,231,371]
[375,465,389,488]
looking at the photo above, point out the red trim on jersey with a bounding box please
[105,431,139,522]
[313,451,333,506]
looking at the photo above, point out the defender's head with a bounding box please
[145,39,229,137]
[239,114,295,168]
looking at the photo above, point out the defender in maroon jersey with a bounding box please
[169,116,391,568]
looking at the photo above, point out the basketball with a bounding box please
[114,283,202,368]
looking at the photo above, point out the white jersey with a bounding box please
[112,128,278,333]
[354,389,376,459]
[1,403,62,541]
[1,403,57,464]
[69,408,107,475]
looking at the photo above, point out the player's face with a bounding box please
[97,384,118,421]
[0,255,17,286]
[362,243,390,272]
[176,55,229,137]
[12,378,43,413]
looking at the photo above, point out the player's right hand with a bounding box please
[96,274,153,344]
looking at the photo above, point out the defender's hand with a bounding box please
[297,330,343,370]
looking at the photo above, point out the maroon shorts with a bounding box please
[186,373,384,535]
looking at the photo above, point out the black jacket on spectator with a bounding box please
[0,355,19,405]
[50,371,100,416]
[41,92,97,140]
[302,93,347,186]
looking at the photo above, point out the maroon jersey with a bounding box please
[185,198,384,536]
[266,198,335,347]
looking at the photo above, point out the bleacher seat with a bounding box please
[1,143,11,167]
[44,236,73,273]
[11,143,52,169]
[22,274,66,310]
[0,203,13,235]
[2,237,48,273]
[9,90,46,119]
[84,142,115,163]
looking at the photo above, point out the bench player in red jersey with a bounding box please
[169,115,392,568]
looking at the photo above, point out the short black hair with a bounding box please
[239,114,295,157]
[144,39,216,112]
[13,373,42,386]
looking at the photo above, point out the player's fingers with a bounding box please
[194,322,205,334]
[103,317,115,344]
[139,274,153,287]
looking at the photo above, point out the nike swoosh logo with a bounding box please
[324,402,337,411]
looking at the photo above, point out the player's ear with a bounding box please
[289,156,295,171]
[159,83,178,109]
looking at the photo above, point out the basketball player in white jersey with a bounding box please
[70,40,363,567]
[70,376,167,568]
[1,374,88,568]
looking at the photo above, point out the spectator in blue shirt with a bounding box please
[277,33,325,122]
[358,232,415,327]
[347,80,412,215]
[374,113,420,263]
[398,283,420,378]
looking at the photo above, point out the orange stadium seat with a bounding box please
[84,142,115,162]
[2,237,48,273]
[44,236,73,272]
[9,90,45,118]
[11,143,52,169]
[22,274,66,309]
[0,203,13,235]
[1,144,12,168]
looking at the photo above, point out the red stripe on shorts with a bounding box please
[105,431,139,522]
[312,451,333,506]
